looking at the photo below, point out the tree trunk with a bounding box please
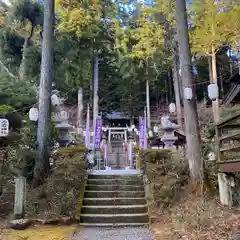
[229,47,233,76]
[220,67,224,97]
[130,115,134,125]
[92,54,99,148]
[34,0,54,185]
[77,87,83,135]
[146,79,151,130]
[176,0,202,181]
[19,25,34,81]
[172,51,182,129]
[164,77,168,104]
[238,53,240,75]
[208,56,213,83]
[211,46,220,123]
[168,70,173,102]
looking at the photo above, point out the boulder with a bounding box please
[9,219,31,230]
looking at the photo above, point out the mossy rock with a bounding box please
[141,149,171,164]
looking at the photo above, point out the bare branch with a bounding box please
[0,59,16,79]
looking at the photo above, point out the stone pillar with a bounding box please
[218,173,234,207]
[14,176,26,219]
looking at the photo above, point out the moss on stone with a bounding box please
[143,149,189,206]
[24,146,87,221]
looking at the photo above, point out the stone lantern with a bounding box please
[159,116,180,148]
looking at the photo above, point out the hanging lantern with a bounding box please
[184,87,193,100]
[153,125,159,133]
[51,94,60,106]
[134,128,139,135]
[0,118,9,137]
[148,130,153,138]
[208,83,219,101]
[169,102,176,113]
[60,110,68,121]
[29,107,39,121]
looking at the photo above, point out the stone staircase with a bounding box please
[80,173,149,226]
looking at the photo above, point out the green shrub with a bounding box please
[25,146,87,220]
[20,119,59,149]
[143,149,189,206]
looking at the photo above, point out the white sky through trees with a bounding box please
[0,0,10,6]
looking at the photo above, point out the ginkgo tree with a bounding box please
[7,0,43,82]
[190,0,240,121]
[120,8,166,130]
[143,0,183,128]
[56,0,118,133]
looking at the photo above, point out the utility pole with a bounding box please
[176,0,202,180]
[34,0,55,184]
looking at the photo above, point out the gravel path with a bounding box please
[72,226,155,240]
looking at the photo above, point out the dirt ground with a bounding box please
[150,193,240,240]
[1,224,76,240]
[1,194,240,240]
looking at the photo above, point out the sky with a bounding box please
[0,0,10,6]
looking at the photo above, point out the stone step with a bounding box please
[80,213,149,224]
[87,179,143,186]
[84,191,145,198]
[83,198,147,206]
[86,184,144,191]
[88,174,142,180]
[79,223,149,227]
[81,205,148,214]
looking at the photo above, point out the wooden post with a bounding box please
[14,176,26,219]
[218,173,234,207]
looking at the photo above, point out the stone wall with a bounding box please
[140,149,189,207]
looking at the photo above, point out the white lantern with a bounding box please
[169,102,176,113]
[153,125,159,133]
[208,83,219,101]
[128,125,135,132]
[0,118,9,137]
[60,110,68,120]
[51,94,60,106]
[184,87,193,100]
[148,130,153,138]
[207,151,216,161]
[29,107,38,121]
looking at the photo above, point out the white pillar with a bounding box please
[124,130,127,143]
[218,173,234,207]
[14,176,26,218]
[128,140,133,168]
[108,129,111,143]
